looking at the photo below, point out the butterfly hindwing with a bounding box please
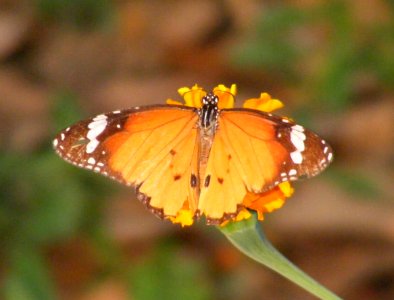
[53,105,200,218]
[198,108,333,223]
[218,109,333,190]
[129,124,199,216]
[197,129,246,223]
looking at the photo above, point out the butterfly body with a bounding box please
[197,92,220,193]
[53,91,333,224]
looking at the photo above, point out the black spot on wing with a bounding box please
[191,174,197,187]
[204,175,211,187]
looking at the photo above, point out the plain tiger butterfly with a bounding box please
[53,87,333,225]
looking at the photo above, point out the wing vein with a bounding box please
[221,114,276,142]
[137,118,197,185]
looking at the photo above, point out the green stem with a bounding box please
[219,213,342,300]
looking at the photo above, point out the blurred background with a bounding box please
[0,0,393,299]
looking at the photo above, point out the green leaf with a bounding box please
[36,0,115,30]
[327,168,383,199]
[219,213,342,300]
[51,90,84,132]
[228,6,307,79]
[127,243,213,300]
[3,247,57,300]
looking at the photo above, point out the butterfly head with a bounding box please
[200,92,219,130]
[202,92,219,106]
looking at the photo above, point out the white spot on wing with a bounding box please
[92,114,107,121]
[53,139,58,146]
[290,132,305,152]
[327,152,333,161]
[289,169,297,176]
[292,124,304,132]
[87,157,96,165]
[86,114,108,153]
[290,151,303,164]
[86,140,100,154]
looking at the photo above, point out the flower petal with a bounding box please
[178,84,205,108]
[243,92,284,112]
[242,182,293,220]
[168,209,194,227]
[213,84,236,109]
[220,208,251,227]
[278,181,294,198]
[166,99,183,105]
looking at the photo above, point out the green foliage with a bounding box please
[230,1,394,112]
[127,243,214,300]
[0,90,216,299]
[0,91,115,299]
[327,167,383,200]
[220,213,341,299]
[51,90,84,132]
[35,0,115,29]
[3,247,57,300]
[230,6,306,79]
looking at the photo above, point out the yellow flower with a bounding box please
[220,209,252,227]
[213,84,236,109]
[243,92,284,112]
[167,84,293,226]
[242,182,294,221]
[168,209,194,227]
[166,84,206,108]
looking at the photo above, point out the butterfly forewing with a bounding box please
[53,108,139,183]
[53,105,200,219]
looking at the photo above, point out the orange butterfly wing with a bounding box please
[54,102,333,225]
[198,109,333,224]
[54,106,200,218]
[197,129,246,222]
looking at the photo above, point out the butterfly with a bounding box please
[53,87,333,225]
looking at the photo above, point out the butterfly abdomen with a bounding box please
[197,93,220,189]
